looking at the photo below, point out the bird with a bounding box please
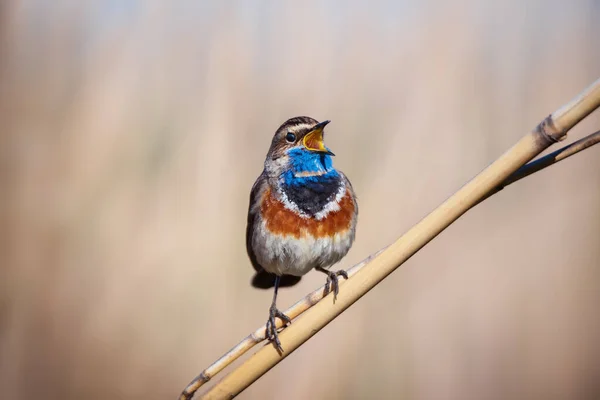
[246,116,358,352]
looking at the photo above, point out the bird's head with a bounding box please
[264,116,335,178]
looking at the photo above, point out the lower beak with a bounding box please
[303,120,335,156]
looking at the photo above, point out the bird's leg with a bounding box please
[265,275,292,353]
[316,266,348,302]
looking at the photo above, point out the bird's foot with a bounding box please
[320,268,348,302]
[265,304,292,353]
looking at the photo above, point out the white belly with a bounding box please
[252,223,355,276]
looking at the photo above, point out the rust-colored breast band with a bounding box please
[261,187,354,239]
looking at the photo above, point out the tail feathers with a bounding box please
[251,270,302,289]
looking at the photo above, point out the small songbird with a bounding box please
[246,116,358,352]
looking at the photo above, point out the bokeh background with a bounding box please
[2,1,600,399]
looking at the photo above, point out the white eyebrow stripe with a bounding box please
[287,123,314,134]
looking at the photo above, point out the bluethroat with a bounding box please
[246,116,358,352]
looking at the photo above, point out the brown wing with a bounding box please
[246,172,301,289]
[339,171,358,219]
[246,172,267,274]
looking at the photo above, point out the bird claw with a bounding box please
[322,269,348,302]
[265,304,291,353]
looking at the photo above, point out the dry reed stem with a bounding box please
[179,128,600,400]
[184,78,600,400]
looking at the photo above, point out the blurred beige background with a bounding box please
[2,1,600,399]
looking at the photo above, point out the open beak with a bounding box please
[303,120,335,156]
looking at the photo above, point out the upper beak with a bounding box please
[303,120,335,156]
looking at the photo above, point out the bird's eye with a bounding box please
[285,132,296,143]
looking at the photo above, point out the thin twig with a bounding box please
[474,129,600,206]
[502,129,600,187]
[179,249,385,399]
[182,78,600,400]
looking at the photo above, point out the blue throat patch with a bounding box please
[280,147,342,216]
[283,147,338,185]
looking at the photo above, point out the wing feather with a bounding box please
[246,172,301,289]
